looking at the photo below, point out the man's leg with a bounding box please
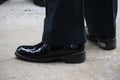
[15,0,86,63]
[84,0,118,50]
[42,0,86,45]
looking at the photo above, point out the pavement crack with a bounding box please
[0,57,15,63]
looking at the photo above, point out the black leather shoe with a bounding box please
[0,0,7,4]
[15,42,86,63]
[33,0,46,7]
[87,34,116,50]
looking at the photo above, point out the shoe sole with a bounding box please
[0,0,8,4]
[15,51,86,63]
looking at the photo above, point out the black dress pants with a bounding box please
[42,0,117,45]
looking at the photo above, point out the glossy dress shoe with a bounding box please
[15,42,86,63]
[33,0,46,7]
[87,34,116,50]
[0,0,7,4]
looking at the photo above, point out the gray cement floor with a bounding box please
[0,0,120,80]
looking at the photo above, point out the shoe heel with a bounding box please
[65,52,86,63]
[98,39,116,50]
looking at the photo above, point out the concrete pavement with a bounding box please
[0,0,120,80]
